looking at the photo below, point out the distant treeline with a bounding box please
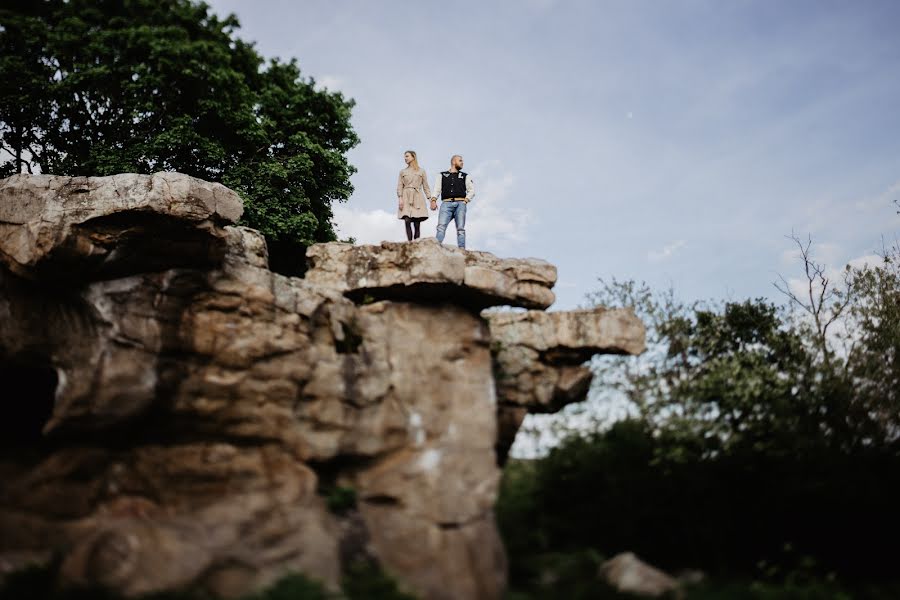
[499,223,900,598]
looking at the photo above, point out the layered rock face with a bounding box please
[488,308,647,462]
[0,173,645,599]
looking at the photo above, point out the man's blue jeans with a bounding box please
[436,200,466,248]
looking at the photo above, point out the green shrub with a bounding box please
[321,484,357,515]
[341,561,416,600]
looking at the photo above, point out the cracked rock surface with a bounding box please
[0,173,644,599]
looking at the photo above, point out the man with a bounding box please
[430,154,474,248]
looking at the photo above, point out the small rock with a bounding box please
[599,552,680,598]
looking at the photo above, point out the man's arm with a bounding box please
[465,175,475,202]
[431,174,441,201]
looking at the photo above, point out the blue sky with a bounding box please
[208,0,900,309]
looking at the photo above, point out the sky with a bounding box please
[207,0,900,310]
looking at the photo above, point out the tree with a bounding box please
[0,2,55,175]
[0,0,359,273]
[499,230,900,583]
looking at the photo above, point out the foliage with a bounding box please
[0,0,359,273]
[242,574,329,600]
[585,281,894,460]
[499,211,900,596]
[842,247,900,439]
[324,485,357,515]
[499,424,900,581]
[341,561,417,600]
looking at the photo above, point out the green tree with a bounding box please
[0,2,54,175]
[0,0,358,273]
[498,208,900,585]
[583,267,896,460]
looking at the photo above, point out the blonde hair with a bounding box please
[404,150,421,172]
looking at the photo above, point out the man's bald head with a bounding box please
[450,155,464,170]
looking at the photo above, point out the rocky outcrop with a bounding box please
[306,239,557,310]
[0,172,243,282]
[487,309,646,462]
[0,173,645,599]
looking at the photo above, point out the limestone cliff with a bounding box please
[0,173,645,599]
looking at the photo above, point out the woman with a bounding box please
[396,150,431,241]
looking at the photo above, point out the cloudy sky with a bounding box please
[208,0,900,309]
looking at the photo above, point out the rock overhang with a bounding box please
[0,172,243,282]
[305,238,557,311]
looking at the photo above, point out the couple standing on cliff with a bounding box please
[396,151,474,248]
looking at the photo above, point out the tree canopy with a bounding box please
[0,0,359,272]
[499,208,900,596]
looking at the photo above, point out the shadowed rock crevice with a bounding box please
[343,283,535,313]
[0,358,57,448]
[0,173,646,600]
[58,211,231,282]
[360,494,402,506]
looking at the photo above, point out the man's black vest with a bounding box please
[441,171,468,200]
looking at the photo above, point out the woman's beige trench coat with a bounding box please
[397,167,431,220]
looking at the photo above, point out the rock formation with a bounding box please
[488,308,647,463]
[0,173,645,599]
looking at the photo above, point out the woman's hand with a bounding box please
[398,199,404,211]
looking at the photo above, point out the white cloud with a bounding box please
[781,251,884,307]
[853,180,900,214]
[315,74,345,92]
[847,253,883,270]
[780,241,841,267]
[467,161,533,254]
[333,205,401,244]
[647,240,686,262]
